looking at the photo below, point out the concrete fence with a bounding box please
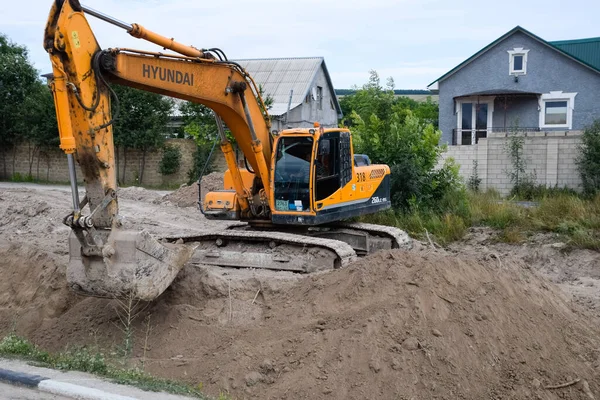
[0,139,228,186]
[438,131,583,195]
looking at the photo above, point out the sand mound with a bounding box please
[0,243,77,336]
[117,186,163,203]
[162,172,224,207]
[3,244,600,399]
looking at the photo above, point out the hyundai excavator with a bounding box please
[44,0,410,301]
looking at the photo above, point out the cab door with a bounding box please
[314,131,353,210]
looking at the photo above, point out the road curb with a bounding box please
[0,367,47,387]
[0,367,138,400]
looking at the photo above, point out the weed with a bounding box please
[569,229,600,251]
[500,227,525,244]
[436,214,468,245]
[141,314,152,370]
[0,334,38,356]
[469,192,524,229]
[467,160,482,192]
[113,291,146,357]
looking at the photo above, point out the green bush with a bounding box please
[577,120,600,196]
[158,145,182,176]
[10,172,35,182]
[509,182,578,201]
[344,73,463,213]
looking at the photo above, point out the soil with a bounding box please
[1,182,600,400]
[162,172,224,208]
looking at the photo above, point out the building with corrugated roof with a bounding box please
[236,57,342,132]
[169,57,342,133]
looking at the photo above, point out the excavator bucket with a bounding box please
[66,229,194,301]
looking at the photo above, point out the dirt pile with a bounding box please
[0,188,72,255]
[4,244,600,399]
[117,186,164,203]
[447,227,600,317]
[0,243,77,336]
[162,172,224,207]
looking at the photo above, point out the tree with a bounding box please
[159,145,182,176]
[19,82,59,180]
[0,34,39,178]
[577,120,600,196]
[112,86,173,184]
[342,70,459,211]
[179,102,219,184]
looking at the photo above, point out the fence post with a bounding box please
[546,138,559,188]
[476,138,488,191]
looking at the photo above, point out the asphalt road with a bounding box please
[0,382,70,399]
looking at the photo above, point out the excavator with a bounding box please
[44,0,410,301]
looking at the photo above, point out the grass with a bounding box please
[361,190,600,250]
[0,334,215,399]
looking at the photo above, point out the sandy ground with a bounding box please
[1,182,600,400]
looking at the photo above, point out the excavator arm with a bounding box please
[44,0,275,300]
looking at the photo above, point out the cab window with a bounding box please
[273,137,313,212]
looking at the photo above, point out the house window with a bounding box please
[508,48,529,75]
[539,91,577,129]
[545,101,567,125]
[317,86,323,110]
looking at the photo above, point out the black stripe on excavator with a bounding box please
[69,0,83,12]
[272,175,391,226]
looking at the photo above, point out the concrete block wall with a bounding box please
[0,139,229,186]
[438,133,583,195]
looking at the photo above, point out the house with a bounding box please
[428,26,600,146]
[236,57,343,132]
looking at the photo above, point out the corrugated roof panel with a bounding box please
[236,57,323,115]
[550,37,600,72]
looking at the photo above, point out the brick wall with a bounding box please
[0,139,229,186]
[438,132,583,195]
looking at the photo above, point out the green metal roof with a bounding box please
[428,26,600,88]
[550,37,600,72]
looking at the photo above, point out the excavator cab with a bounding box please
[270,128,391,226]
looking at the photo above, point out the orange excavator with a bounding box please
[44,0,410,301]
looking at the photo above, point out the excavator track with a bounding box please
[164,230,357,272]
[162,223,411,273]
[331,222,413,252]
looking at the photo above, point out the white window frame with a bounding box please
[455,96,495,145]
[538,91,577,129]
[508,48,529,75]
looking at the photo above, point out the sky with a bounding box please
[1,0,599,89]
